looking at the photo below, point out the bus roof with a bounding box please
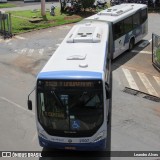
[38,21,109,80]
[86,3,147,23]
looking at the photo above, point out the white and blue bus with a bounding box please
[28,3,148,151]
[86,3,148,59]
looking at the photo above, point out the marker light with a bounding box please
[38,130,48,140]
[94,131,104,143]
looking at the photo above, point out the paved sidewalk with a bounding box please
[1,1,60,12]
[123,51,159,77]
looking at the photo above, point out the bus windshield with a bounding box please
[37,80,103,137]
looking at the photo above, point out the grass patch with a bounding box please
[156,48,160,64]
[8,8,85,34]
[0,3,16,8]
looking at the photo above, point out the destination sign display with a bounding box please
[37,80,102,89]
[45,81,98,87]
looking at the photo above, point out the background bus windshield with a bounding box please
[37,80,103,137]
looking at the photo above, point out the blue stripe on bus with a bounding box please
[38,71,102,80]
[38,136,106,151]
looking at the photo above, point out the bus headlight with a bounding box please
[94,131,104,143]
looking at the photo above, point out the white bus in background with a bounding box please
[86,3,148,59]
[28,3,148,151]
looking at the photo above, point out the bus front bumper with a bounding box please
[38,136,107,151]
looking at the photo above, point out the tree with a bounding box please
[80,0,95,11]
[59,0,65,14]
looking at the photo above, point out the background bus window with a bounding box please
[124,16,133,33]
[133,12,140,28]
[113,21,124,40]
[141,9,147,24]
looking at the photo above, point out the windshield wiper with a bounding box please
[52,91,64,108]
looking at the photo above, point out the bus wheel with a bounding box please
[129,38,135,51]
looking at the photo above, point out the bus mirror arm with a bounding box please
[105,82,111,99]
[27,87,35,110]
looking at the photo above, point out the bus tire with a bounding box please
[129,38,135,51]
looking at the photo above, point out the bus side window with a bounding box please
[141,9,147,24]
[124,16,133,33]
[113,21,124,40]
[105,82,111,99]
[133,12,140,29]
[105,58,111,99]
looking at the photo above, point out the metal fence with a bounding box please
[152,33,160,72]
[0,12,12,39]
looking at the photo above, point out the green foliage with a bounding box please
[156,48,160,64]
[80,0,95,10]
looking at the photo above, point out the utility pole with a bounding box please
[41,0,46,18]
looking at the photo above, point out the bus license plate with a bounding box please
[65,146,76,150]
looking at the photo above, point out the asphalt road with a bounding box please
[0,12,160,160]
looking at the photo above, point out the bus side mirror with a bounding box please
[105,82,111,99]
[27,87,35,111]
[28,100,32,110]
